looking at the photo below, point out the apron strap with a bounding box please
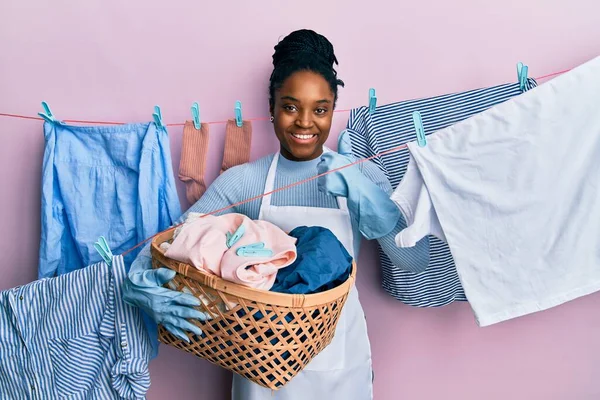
[260,153,279,213]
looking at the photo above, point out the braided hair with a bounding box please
[269,29,344,110]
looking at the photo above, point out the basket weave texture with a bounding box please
[150,230,355,390]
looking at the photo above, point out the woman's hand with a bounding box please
[123,261,207,342]
[317,130,402,239]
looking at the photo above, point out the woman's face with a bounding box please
[271,70,335,161]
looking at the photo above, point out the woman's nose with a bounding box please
[295,110,314,128]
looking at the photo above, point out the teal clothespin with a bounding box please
[517,62,529,92]
[236,243,273,257]
[191,102,201,129]
[38,101,61,124]
[152,105,164,129]
[226,223,246,248]
[412,111,427,147]
[368,88,377,114]
[93,236,114,266]
[234,101,243,127]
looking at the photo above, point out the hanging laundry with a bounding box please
[164,213,297,290]
[179,120,211,204]
[271,226,352,295]
[220,119,252,174]
[392,56,600,326]
[39,121,181,278]
[346,78,537,307]
[0,256,152,399]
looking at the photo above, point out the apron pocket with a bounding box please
[48,331,105,398]
[303,304,347,372]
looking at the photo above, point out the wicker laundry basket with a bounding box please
[150,230,356,390]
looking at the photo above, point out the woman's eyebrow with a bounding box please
[280,96,299,102]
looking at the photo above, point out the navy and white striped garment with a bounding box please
[0,255,151,399]
[346,79,537,307]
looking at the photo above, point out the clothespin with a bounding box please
[93,236,114,266]
[517,62,529,92]
[412,111,427,147]
[226,223,246,248]
[235,101,243,127]
[152,105,164,129]
[38,101,61,124]
[236,243,273,257]
[191,102,201,129]
[368,88,377,114]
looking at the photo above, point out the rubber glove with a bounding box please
[122,262,207,343]
[317,130,402,239]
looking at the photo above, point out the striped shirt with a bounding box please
[346,79,537,307]
[0,256,151,399]
[132,152,430,357]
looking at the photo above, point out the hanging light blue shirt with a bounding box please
[39,121,182,279]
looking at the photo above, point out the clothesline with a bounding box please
[2,66,572,259]
[0,69,570,127]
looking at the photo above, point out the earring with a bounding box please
[270,115,274,123]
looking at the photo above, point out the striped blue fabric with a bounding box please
[346,79,538,307]
[0,255,151,399]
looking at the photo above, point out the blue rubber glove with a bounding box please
[317,130,402,239]
[122,262,207,343]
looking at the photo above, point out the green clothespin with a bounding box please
[517,62,529,92]
[94,236,113,266]
[234,101,243,127]
[226,223,246,248]
[38,101,62,124]
[191,102,201,129]
[368,88,377,114]
[236,243,273,257]
[413,111,427,147]
[152,105,165,130]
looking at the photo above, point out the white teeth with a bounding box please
[292,134,316,140]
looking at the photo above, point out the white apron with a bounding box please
[232,151,373,400]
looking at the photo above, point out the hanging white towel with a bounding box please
[391,56,600,327]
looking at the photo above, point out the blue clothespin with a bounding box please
[152,105,164,129]
[38,101,60,124]
[412,111,427,147]
[226,223,246,248]
[517,62,529,92]
[191,102,201,129]
[368,88,377,114]
[236,243,273,257]
[235,101,243,127]
[93,236,114,266]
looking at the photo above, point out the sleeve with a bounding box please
[359,160,431,274]
[38,122,65,279]
[109,255,152,399]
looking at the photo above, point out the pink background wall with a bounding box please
[1,1,600,399]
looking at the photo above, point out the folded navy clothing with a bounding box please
[271,226,353,295]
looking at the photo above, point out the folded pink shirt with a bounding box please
[165,213,297,290]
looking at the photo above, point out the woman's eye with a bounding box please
[284,105,298,112]
[315,108,328,115]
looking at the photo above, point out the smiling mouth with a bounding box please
[290,133,317,140]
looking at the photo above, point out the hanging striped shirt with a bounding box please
[346,79,537,307]
[0,256,151,399]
